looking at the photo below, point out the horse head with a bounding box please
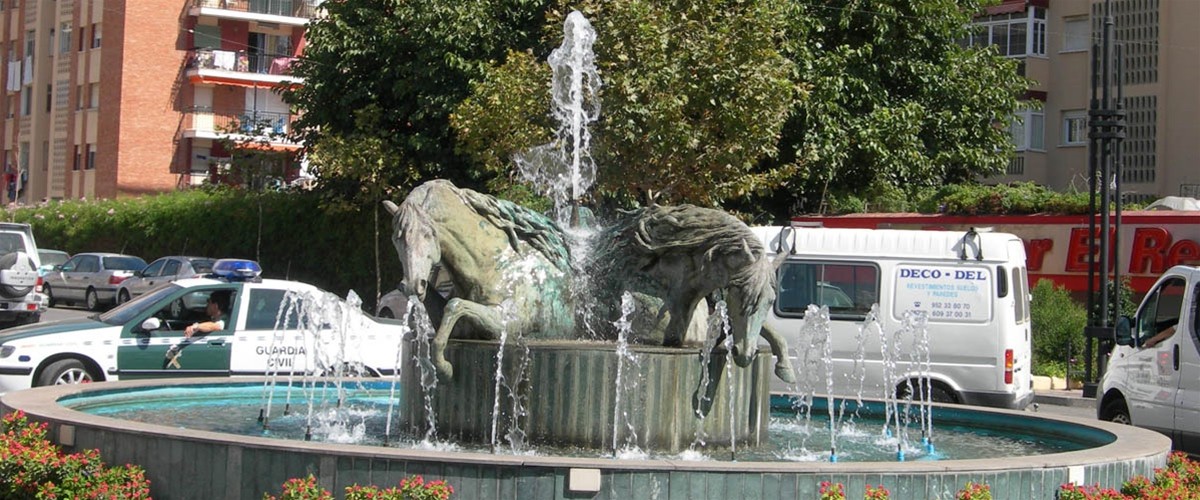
[383,199,441,301]
[723,249,777,368]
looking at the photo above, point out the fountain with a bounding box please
[0,10,1173,500]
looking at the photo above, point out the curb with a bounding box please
[1034,392,1095,409]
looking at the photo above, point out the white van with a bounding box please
[753,225,1035,410]
[1098,265,1200,455]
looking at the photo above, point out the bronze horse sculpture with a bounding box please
[382,180,575,379]
[384,180,794,384]
[586,204,796,383]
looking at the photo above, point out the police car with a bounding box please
[0,260,406,394]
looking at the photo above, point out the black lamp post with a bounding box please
[1082,0,1124,398]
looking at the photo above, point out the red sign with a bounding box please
[790,212,1200,293]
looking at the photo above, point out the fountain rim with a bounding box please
[2,377,1169,474]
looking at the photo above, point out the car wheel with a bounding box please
[85,288,100,311]
[1102,399,1132,425]
[43,283,56,307]
[117,289,131,305]
[378,308,394,319]
[38,359,95,386]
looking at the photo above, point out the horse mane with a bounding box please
[453,187,573,273]
[609,204,775,315]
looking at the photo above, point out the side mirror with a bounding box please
[1115,316,1134,347]
[53,265,64,272]
[140,317,162,332]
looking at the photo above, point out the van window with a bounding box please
[996,265,1009,298]
[776,261,878,319]
[1012,266,1029,324]
[1137,277,1186,342]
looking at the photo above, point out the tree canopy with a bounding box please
[286,0,1028,218]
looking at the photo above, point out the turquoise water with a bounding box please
[60,382,1110,462]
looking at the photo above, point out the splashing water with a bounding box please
[612,292,645,458]
[514,10,601,227]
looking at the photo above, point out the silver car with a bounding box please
[114,256,215,305]
[43,253,147,310]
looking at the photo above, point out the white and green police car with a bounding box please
[0,260,406,394]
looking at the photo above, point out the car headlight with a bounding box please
[0,345,13,359]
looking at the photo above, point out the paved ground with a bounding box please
[1029,389,1096,420]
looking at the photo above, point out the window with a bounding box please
[59,23,71,54]
[72,145,79,171]
[1062,110,1087,146]
[77,27,84,52]
[1063,17,1090,53]
[776,261,879,320]
[967,7,1046,57]
[85,144,95,170]
[20,87,30,116]
[1136,277,1186,345]
[91,24,101,49]
[1011,108,1045,151]
[1011,267,1029,324]
[140,260,166,278]
[75,84,82,109]
[245,288,304,330]
[88,83,98,108]
[43,84,49,113]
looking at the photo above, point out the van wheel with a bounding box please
[0,252,36,299]
[898,381,959,404]
[1102,399,1132,425]
[38,359,96,386]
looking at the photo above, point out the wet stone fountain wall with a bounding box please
[397,340,772,453]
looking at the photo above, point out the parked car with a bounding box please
[0,223,45,327]
[115,256,215,304]
[0,260,406,393]
[36,249,69,278]
[42,253,148,311]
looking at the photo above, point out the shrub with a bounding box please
[819,481,845,500]
[1030,279,1088,378]
[955,482,991,500]
[0,410,151,499]
[264,474,453,500]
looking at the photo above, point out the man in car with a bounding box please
[185,291,231,339]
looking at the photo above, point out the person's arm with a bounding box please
[185,318,225,338]
[1144,324,1176,348]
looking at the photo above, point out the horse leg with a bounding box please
[761,323,797,384]
[433,298,505,380]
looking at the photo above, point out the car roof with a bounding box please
[151,255,214,262]
[171,277,323,293]
[39,249,69,256]
[74,252,141,258]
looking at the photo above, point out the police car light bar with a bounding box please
[210,259,263,282]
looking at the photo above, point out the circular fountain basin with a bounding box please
[2,378,1171,499]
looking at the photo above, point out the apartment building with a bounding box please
[974,0,1200,201]
[0,0,310,203]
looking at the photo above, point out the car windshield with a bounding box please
[98,284,183,325]
[190,259,215,274]
[103,256,147,271]
[39,251,68,267]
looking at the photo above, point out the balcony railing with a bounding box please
[188,106,294,139]
[192,0,319,19]
[189,48,298,77]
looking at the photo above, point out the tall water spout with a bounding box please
[515,10,601,227]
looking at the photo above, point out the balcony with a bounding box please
[189,0,319,26]
[187,48,303,88]
[185,106,302,150]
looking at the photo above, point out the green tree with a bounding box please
[282,0,551,198]
[456,1,801,208]
[761,0,1029,218]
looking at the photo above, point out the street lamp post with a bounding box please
[1083,0,1125,398]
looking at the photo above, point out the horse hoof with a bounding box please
[775,363,796,384]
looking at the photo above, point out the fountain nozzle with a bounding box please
[897,443,905,462]
[830,447,838,463]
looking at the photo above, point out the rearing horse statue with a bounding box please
[383,180,576,379]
